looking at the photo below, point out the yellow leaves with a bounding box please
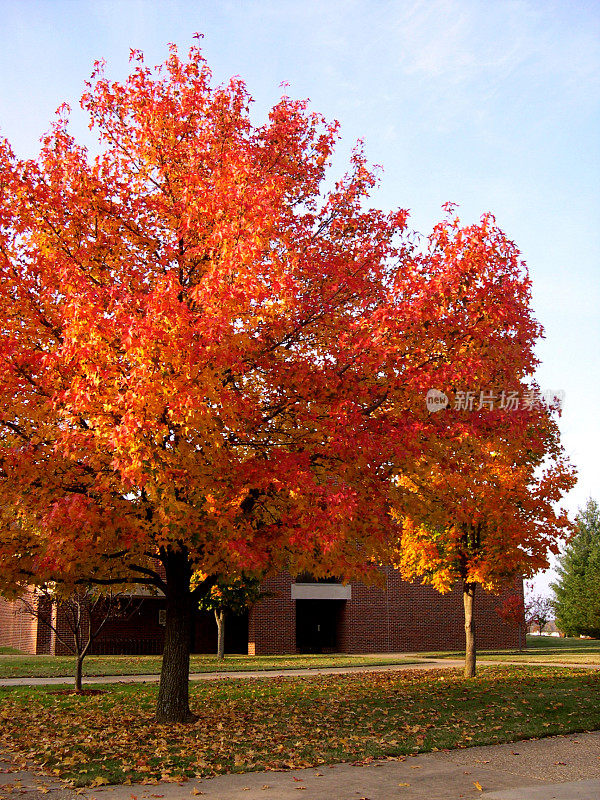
[430,570,455,594]
[474,780,483,791]
[392,474,419,493]
[160,773,186,783]
[89,776,109,787]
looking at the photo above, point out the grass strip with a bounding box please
[422,635,600,664]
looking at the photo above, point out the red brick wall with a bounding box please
[50,597,165,656]
[0,593,40,654]
[34,597,55,654]
[248,572,296,655]
[249,569,524,655]
[85,598,165,656]
[56,599,248,656]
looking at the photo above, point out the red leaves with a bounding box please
[389,212,575,595]
[497,594,526,629]
[0,43,573,607]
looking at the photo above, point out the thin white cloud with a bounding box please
[378,0,600,131]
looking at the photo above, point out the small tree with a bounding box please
[19,586,139,691]
[197,576,264,660]
[524,592,554,635]
[497,592,526,649]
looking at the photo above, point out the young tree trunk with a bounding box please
[463,581,476,678]
[215,609,226,660]
[71,599,86,693]
[155,548,195,723]
[75,655,84,693]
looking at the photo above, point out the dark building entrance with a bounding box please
[296,599,345,653]
[192,610,249,654]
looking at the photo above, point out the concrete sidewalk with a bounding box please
[2,732,599,800]
[101,732,600,800]
[0,659,461,686]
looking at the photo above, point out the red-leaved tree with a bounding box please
[0,44,574,720]
[497,593,526,650]
[389,213,575,676]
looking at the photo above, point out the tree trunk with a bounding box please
[75,655,84,693]
[463,581,476,678]
[155,549,195,723]
[215,609,226,660]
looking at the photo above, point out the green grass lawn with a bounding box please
[425,635,600,664]
[0,652,420,679]
[524,634,600,649]
[483,635,600,664]
[0,665,597,787]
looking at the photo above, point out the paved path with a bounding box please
[0,658,598,687]
[1,732,599,800]
[0,659,458,686]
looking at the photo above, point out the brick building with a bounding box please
[0,592,249,656]
[0,589,54,654]
[248,570,522,654]
[0,567,523,655]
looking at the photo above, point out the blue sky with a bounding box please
[1,1,598,588]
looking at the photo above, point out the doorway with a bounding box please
[295,599,344,653]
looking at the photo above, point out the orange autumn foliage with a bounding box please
[0,43,574,713]
[389,217,575,598]
[0,46,408,592]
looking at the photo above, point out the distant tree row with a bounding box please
[525,592,553,635]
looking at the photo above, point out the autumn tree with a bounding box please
[497,593,526,650]
[0,43,574,721]
[390,213,575,676]
[524,592,554,635]
[0,43,428,723]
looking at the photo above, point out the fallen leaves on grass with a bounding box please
[0,667,598,788]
